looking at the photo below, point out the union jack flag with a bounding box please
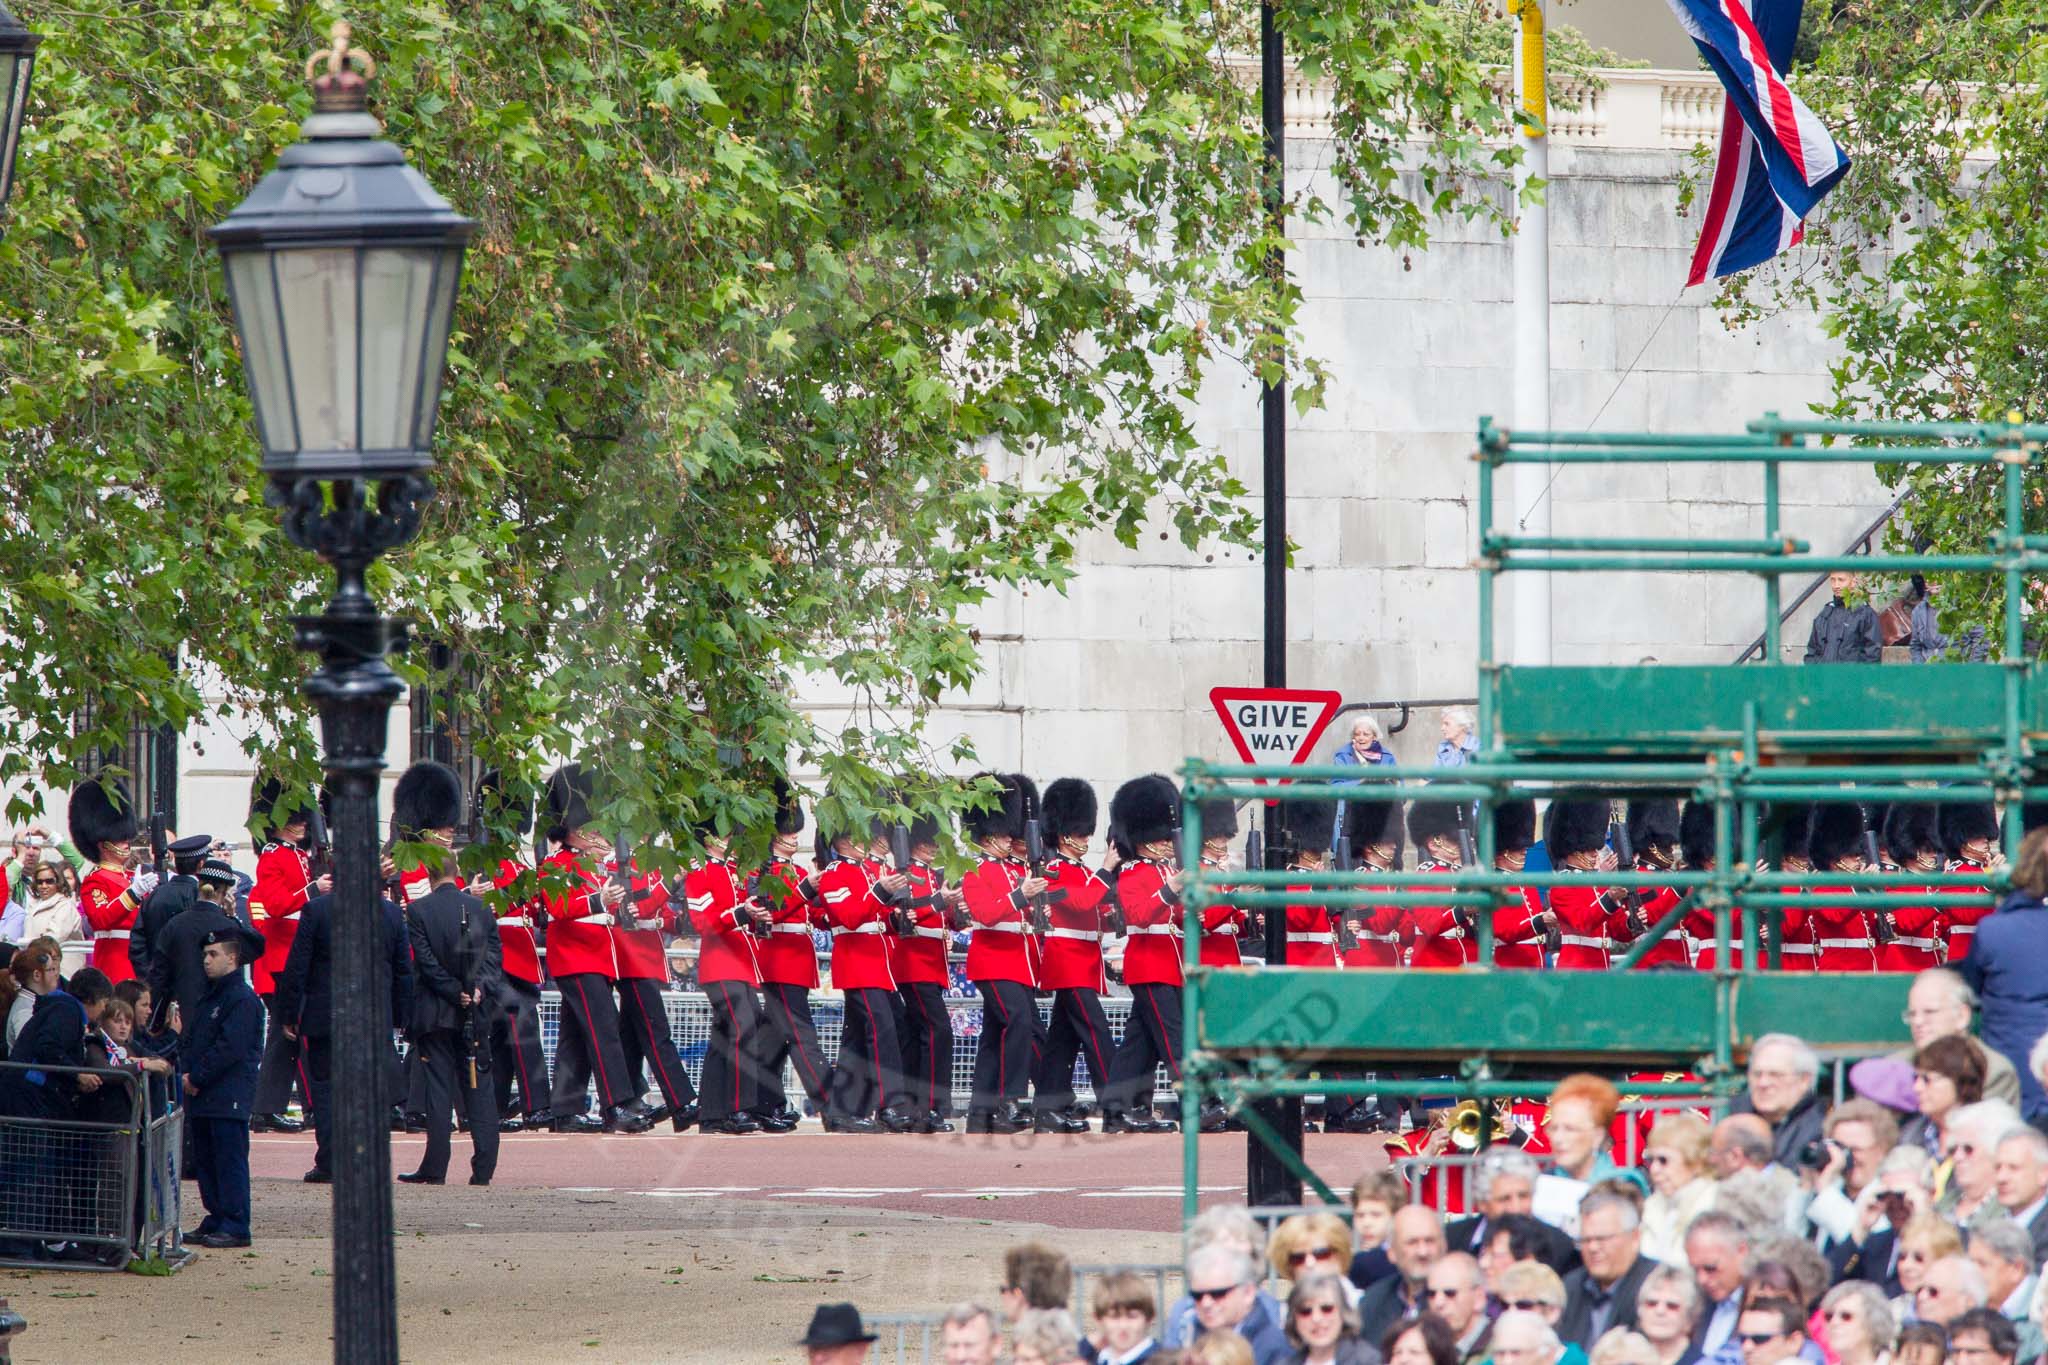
[1666,0,1851,285]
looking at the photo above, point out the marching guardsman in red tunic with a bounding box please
[71,775,152,986]
[1279,797,1341,967]
[1546,799,1620,970]
[247,777,326,1132]
[1877,805,1947,972]
[683,823,764,1135]
[1340,797,1406,968]
[472,769,553,1131]
[1195,799,1251,968]
[1617,800,1686,969]
[1490,798,1552,969]
[1940,801,2001,961]
[537,765,652,1134]
[1406,795,1475,968]
[883,806,959,1134]
[959,772,1043,1134]
[752,784,835,1129]
[1807,804,1878,972]
[1030,778,1117,1135]
[1100,774,1185,1135]
[818,808,914,1133]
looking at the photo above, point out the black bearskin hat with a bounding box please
[69,776,138,862]
[1626,800,1680,857]
[1884,803,1940,865]
[1493,798,1537,855]
[1109,774,1179,848]
[1281,797,1336,856]
[1406,794,1465,854]
[475,769,534,838]
[1544,799,1610,862]
[1197,798,1238,843]
[1806,803,1868,871]
[1348,797,1406,854]
[1757,802,1811,864]
[1043,778,1099,843]
[1942,800,1999,858]
[248,774,313,840]
[906,809,941,849]
[544,764,594,840]
[394,761,465,839]
[1679,801,1716,869]
[772,778,806,837]
[961,771,1026,843]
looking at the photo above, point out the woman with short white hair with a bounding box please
[1437,709,1477,767]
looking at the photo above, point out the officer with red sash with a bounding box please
[1406,795,1474,968]
[1807,804,1878,972]
[71,775,154,986]
[1340,797,1405,969]
[1490,798,1551,969]
[1030,778,1114,1135]
[472,770,552,1131]
[1618,800,1685,969]
[818,812,914,1133]
[884,808,958,1134]
[1546,799,1620,970]
[1940,802,2000,961]
[959,773,1043,1133]
[247,777,325,1132]
[1100,774,1183,1135]
[753,785,835,1128]
[1877,805,1946,971]
[683,825,764,1134]
[538,765,651,1134]
[1195,799,1252,968]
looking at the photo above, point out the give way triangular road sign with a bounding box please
[1208,687,1345,784]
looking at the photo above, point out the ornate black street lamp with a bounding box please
[0,1,42,228]
[209,21,472,1363]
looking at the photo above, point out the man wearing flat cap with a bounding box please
[800,1302,877,1364]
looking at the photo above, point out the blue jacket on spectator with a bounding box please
[1436,737,1477,767]
[1332,736,1398,844]
[0,988,89,1118]
[1959,889,2048,1121]
[181,969,264,1122]
[1162,1287,1290,1364]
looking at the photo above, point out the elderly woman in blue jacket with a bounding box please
[1331,716,1398,847]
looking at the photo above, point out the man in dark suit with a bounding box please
[399,853,502,1187]
[1992,1128,2048,1263]
[128,833,212,985]
[1559,1190,1656,1349]
[1446,1149,1580,1276]
[182,933,266,1248]
[274,873,413,1184]
[146,860,264,1034]
[1357,1204,1447,1343]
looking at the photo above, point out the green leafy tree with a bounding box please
[0,0,1536,861]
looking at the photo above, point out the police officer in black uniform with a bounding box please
[129,833,213,985]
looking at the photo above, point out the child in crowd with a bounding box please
[1348,1169,1405,1288]
[1088,1269,1162,1364]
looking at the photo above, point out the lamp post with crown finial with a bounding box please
[209,21,472,1361]
[0,0,42,230]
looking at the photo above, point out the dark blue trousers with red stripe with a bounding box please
[1033,986,1113,1118]
[1102,982,1182,1120]
[697,978,759,1121]
[832,986,901,1122]
[969,978,1036,1118]
[492,979,552,1120]
[550,972,633,1113]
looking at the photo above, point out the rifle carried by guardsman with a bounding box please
[886,822,919,936]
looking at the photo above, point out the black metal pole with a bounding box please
[1249,0,1305,1210]
[281,475,429,1365]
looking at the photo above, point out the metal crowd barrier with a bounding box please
[0,1062,186,1272]
[528,990,1172,1113]
[868,1311,945,1365]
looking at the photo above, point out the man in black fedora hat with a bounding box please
[800,1302,877,1364]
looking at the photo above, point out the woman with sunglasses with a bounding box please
[1818,1282,1896,1365]
[1639,1114,1716,1266]
[1269,1213,1363,1309]
[20,862,84,975]
[1890,1213,1962,1322]
[1285,1272,1373,1365]
[1632,1265,1703,1365]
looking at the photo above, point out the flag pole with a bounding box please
[1509,0,1552,669]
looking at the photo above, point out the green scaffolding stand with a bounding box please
[1178,413,2048,1219]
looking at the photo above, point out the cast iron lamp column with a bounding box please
[0,1,43,230]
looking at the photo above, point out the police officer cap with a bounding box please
[197,858,239,887]
[168,833,213,858]
[203,927,240,945]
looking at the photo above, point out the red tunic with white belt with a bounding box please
[755,857,822,989]
[1407,860,1474,969]
[1116,859,1184,988]
[1550,879,1618,970]
[1340,883,1404,969]
[961,856,1039,988]
[490,858,544,987]
[1943,859,1991,961]
[685,857,759,987]
[1198,856,1251,968]
[1877,878,1947,972]
[606,859,673,983]
[1628,881,1690,969]
[79,866,142,985]
[248,842,314,994]
[1686,899,1752,972]
[819,856,897,991]
[540,847,620,979]
[888,861,953,988]
[1282,873,1339,968]
[1039,856,1113,993]
[1808,886,1877,972]
[1491,884,1548,969]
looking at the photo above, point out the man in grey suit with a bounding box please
[1993,1128,2048,1263]
[1559,1190,1658,1350]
